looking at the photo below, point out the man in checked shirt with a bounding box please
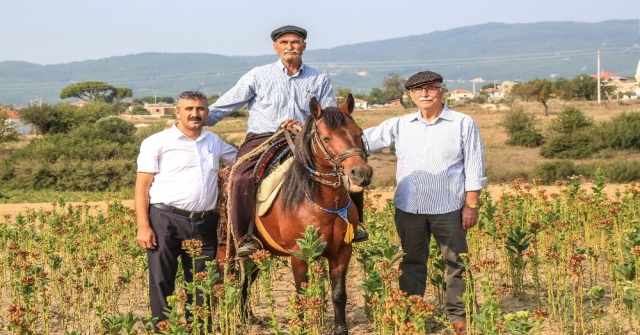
[206,25,368,257]
[363,71,487,335]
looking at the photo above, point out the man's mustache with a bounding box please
[284,50,300,54]
[187,116,202,121]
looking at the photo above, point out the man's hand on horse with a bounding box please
[281,119,301,132]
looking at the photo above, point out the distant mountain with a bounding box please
[1,20,639,105]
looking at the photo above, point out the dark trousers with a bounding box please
[230,132,274,241]
[147,206,219,321]
[394,207,468,323]
[230,133,366,241]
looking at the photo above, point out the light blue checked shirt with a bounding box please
[364,105,487,214]
[206,60,336,133]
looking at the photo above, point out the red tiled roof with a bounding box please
[1,109,21,119]
[448,89,472,94]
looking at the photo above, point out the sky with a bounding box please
[1,0,639,65]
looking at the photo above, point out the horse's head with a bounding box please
[305,94,373,190]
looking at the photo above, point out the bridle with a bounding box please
[306,117,369,188]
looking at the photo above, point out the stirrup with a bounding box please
[352,228,369,243]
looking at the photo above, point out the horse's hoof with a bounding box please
[334,324,348,335]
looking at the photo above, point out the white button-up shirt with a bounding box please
[364,106,487,214]
[136,125,237,211]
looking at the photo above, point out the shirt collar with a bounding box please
[169,123,208,141]
[276,59,305,76]
[410,104,454,123]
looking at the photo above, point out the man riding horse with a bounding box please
[206,25,367,257]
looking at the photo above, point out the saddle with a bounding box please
[216,132,295,247]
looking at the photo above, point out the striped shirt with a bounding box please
[206,60,336,133]
[363,106,487,214]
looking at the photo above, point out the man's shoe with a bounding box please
[453,321,467,335]
[352,228,368,243]
[236,240,260,257]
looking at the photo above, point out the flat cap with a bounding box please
[404,71,444,90]
[271,25,307,41]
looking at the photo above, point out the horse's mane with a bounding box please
[281,107,350,213]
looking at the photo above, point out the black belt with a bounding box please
[151,203,217,219]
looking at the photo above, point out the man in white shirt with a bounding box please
[135,91,237,326]
[364,71,487,335]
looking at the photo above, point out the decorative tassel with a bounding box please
[344,223,354,243]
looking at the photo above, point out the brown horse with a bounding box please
[219,94,372,334]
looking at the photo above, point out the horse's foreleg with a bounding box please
[328,246,352,335]
[290,256,310,292]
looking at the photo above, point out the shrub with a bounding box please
[535,160,578,184]
[539,129,602,159]
[598,111,640,150]
[505,130,544,148]
[548,106,593,134]
[499,108,543,147]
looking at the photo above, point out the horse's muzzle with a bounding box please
[347,164,372,187]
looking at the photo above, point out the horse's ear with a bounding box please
[340,94,355,115]
[309,97,323,120]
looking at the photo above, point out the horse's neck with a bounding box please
[313,183,350,207]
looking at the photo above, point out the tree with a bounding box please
[367,87,388,105]
[382,73,407,108]
[60,81,133,103]
[510,78,555,116]
[112,87,133,104]
[334,86,352,106]
[18,103,74,135]
[570,74,615,101]
[0,111,19,143]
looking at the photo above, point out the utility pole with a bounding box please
[597,49,601,105]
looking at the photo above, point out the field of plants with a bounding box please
[1,171,640,334]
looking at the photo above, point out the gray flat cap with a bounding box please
[271,25,307,41]
[404,71,444,90]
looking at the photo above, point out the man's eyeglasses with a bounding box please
[410,85,442,94]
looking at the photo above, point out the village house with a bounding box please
[354,98,368,109]
[593,71,622,82]
[1,108,32,135]
[143,102,174,116]
[71,100,89,107]
[447,89,473,101]
[483,88,504,100]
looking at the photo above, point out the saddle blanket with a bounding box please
[256,157,293,216]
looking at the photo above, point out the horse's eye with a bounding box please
[322,136,331,143]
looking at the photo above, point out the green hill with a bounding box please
[1,20,638,105]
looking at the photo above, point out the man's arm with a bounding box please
[206,71,256,126]
[461,116,487,230]
[135,172,156,249]
[462,190,481,230]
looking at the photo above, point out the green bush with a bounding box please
[3,159,136,191]
[505,130,544,148]
[598,111,640,150]
[499,108,543,147]
[548,106,593,134]
[539,129,602,159]
[535,160,578,184]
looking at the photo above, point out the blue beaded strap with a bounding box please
[306,166,339,177]
[305,195,351,222]
[305,194,355,243]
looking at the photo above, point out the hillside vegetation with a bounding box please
[1,20,638,105]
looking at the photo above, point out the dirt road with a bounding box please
[0,183,625,220]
